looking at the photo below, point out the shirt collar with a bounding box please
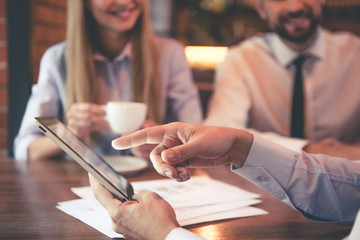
[266,27,325,67]
[93,42,132,63]
[306,27,325,61]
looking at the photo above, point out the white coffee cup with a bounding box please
[103,101,147,134]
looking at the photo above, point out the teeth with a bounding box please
[288,16,306,23]
[110,5,135,18]
[119,10,129,17]
[110,9,130,17]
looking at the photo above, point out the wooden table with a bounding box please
[0,156,352,240]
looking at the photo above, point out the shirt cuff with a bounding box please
[248,130,309,152]
[244,134,298,188]
[166,227,207,240]
[14,135,38,161]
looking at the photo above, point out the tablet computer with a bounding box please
[34,116,134,202]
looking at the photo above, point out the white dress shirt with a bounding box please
[205,27,360,151]
[166,227,206,240]
[14,36,203,160]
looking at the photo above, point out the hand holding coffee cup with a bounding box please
[103,101,147,135]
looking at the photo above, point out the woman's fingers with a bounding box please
[66,103,108,137]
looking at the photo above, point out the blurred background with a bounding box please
[1,0,359,157]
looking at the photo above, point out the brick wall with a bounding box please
[0,0,8,156]
[32,0,67,84]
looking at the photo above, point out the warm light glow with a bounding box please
[185,46,228,70]
[194,225,222,239]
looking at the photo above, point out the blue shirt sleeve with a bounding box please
[232,135,360,223]
[13,43,67,160]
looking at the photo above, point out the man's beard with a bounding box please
[274,8,320,44]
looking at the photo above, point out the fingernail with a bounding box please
[111,141,117,149]
[179,172,190,181]
[164,150,174,161]
[164,170,173,178]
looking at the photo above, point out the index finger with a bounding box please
[72,102,105,115]
[112,125,167,150]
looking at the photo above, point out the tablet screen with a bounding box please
[35,117,133,202]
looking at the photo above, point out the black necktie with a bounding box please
[290,55,306,138]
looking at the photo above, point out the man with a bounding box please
[204,0,360,158]
[90,122,360,240]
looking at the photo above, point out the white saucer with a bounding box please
[102,155,149,175]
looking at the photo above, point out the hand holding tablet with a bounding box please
[35,117,134,202]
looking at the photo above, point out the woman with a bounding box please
[14,0,202,161]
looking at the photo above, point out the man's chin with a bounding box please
[276,22,318,44]
[280,32,313,44]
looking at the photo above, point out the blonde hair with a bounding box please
[66,0,162,123]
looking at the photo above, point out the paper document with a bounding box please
[343,209,360,240]
[57,176,267,238]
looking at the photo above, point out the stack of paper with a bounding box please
[57,176,267,238]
